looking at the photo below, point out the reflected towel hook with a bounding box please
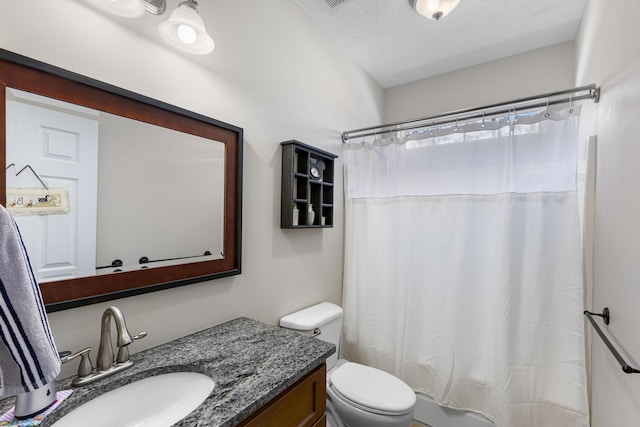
[5,163,16,171]
[15,165,49,190]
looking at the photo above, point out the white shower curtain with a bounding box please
[342,108,590,427]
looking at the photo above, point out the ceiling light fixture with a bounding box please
[85,0,214,55]
[158,0,215,55]
[410,0,461,21]
[143,0,167,15]
[85,0,146,18]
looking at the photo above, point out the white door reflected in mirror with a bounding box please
[5,88,225,283]
[6,93,99,282]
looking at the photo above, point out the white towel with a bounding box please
[0,205,60,396]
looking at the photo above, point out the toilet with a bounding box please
[280,302,416,427]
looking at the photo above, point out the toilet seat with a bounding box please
[329,362,415,416]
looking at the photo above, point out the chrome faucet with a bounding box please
[97,306,133,371]
[62,306,147,387]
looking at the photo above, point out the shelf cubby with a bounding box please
[281,140,338,229]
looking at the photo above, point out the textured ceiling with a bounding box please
[294,0,588,88]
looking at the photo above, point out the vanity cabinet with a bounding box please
[238,363,326,427]
[1,318,336,427]
[281,140,337,229]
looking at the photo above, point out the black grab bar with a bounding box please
[584,308,640,374]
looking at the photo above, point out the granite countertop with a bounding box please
[1,317,335,426]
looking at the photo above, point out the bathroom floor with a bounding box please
[410,421,430,427]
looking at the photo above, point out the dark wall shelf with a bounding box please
[281,140,338,229]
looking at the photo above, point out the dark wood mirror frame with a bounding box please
[0,49,243,312]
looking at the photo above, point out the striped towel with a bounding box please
[0,205,61,396]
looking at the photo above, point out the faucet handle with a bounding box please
[116,331,147,364]
[61,347,93,378]
[132,331,148,341]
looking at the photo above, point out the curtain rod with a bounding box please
[342,84,600,143]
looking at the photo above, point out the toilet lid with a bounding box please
[329,362,415,415]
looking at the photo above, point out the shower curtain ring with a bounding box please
[569,96,574,113]
[545,98,550,118]
[481,112,486,128]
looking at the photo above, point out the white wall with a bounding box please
[575,0,640,425]
[0,0,383,379]
[384,41,575,123]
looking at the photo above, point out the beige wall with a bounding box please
[0,0,384,379]
[575,0,640,425]
[384,42,575,124]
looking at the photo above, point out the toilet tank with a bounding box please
[279,302,343,369]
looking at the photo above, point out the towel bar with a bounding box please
[139,250,213,265]
[584,308,640,374]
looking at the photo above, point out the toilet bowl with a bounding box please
[327,360,415,427]
[280,302,416,427]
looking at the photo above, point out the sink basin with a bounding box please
[52,372,215,427]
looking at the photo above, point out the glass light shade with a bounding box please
[85,0,145,18]
[414,0,461,21]
[158,2,215,55]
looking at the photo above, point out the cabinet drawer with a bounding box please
[239,363,326,427]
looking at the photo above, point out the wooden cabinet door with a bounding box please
[239,363,326,427]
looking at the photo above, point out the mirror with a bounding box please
[0,49,243,311]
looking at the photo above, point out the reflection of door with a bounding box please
[6,93,99,282]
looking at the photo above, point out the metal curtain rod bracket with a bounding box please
[342,84,600,143]
[584,307,640,374]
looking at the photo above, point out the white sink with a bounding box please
[52,372,215,427]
